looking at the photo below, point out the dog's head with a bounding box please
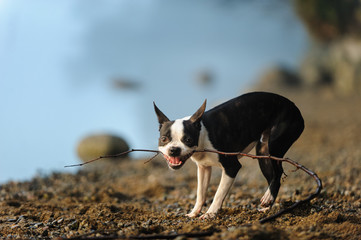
[153,100,206,170]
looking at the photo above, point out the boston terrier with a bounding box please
[154,92,304,219]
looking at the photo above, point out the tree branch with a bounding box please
[64,149,160,168]
[64,148,323,225]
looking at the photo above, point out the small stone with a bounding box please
[228,226,237,232]
[34,222,44,228]
[68,220,79,230]
[309,225,316,232]
[353,200,361,208]
[11,224,19,229]
[174,236,187,240]
[189,194,196,200]
[16,215,26,224]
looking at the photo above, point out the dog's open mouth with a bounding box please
[164,152,193,169]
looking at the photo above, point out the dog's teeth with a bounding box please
[164,153,193,168]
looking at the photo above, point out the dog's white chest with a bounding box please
[191,152,221,167]
[191,125,222,167]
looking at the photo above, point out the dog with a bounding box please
[154,92,304,219]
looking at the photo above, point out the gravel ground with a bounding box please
[1,91,361,239]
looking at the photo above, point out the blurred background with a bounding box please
[1,0,360,183]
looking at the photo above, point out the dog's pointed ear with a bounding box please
[153,101,170,125]
[189,99,207,123]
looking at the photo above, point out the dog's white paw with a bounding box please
[258,206,271,212]
[186,212,199,218]
[261,188,274,207]
[199,212,217,220]
[260,188,274,207]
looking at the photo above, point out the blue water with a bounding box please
[0,0,308,183]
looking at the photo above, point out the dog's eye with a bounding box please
[184,137,192,144]
[160,136,169,143]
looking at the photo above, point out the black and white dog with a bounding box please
[154,92,304,219]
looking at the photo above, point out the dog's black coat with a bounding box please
[199,92,304,200]
[156,92,304,210]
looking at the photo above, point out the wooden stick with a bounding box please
[64,149,161,168]
[64,148,322,225]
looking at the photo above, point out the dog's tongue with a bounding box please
[168,156,181,165]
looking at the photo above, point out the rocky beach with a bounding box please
[1,90,360,239]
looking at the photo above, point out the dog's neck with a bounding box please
[197,122,209,150]
[191,122,217,161]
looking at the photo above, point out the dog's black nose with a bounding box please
[169,147,181,157]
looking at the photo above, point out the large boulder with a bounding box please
[293,0,361,96]
[77,134,130,162]
[300,38,361,95]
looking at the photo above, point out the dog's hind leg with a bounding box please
[257,119,304,209]
[256,128,277,209]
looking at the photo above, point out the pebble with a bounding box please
[15,215,26,224]
[309,225,316,232]
[34,222,44,228]
[353,200,361,208]
[174,236,187,240]
[228,226,237,232]
[189,194,196,200]
[68,220,79,230]
[11,224,20,229]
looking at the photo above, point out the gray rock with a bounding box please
[300,38,361,95]
[77,134,130,162]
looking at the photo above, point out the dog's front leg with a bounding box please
[199,169,235,219]
[186,164,212,218]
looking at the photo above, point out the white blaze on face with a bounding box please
[170,119,185,144]
[158,117,191,157]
